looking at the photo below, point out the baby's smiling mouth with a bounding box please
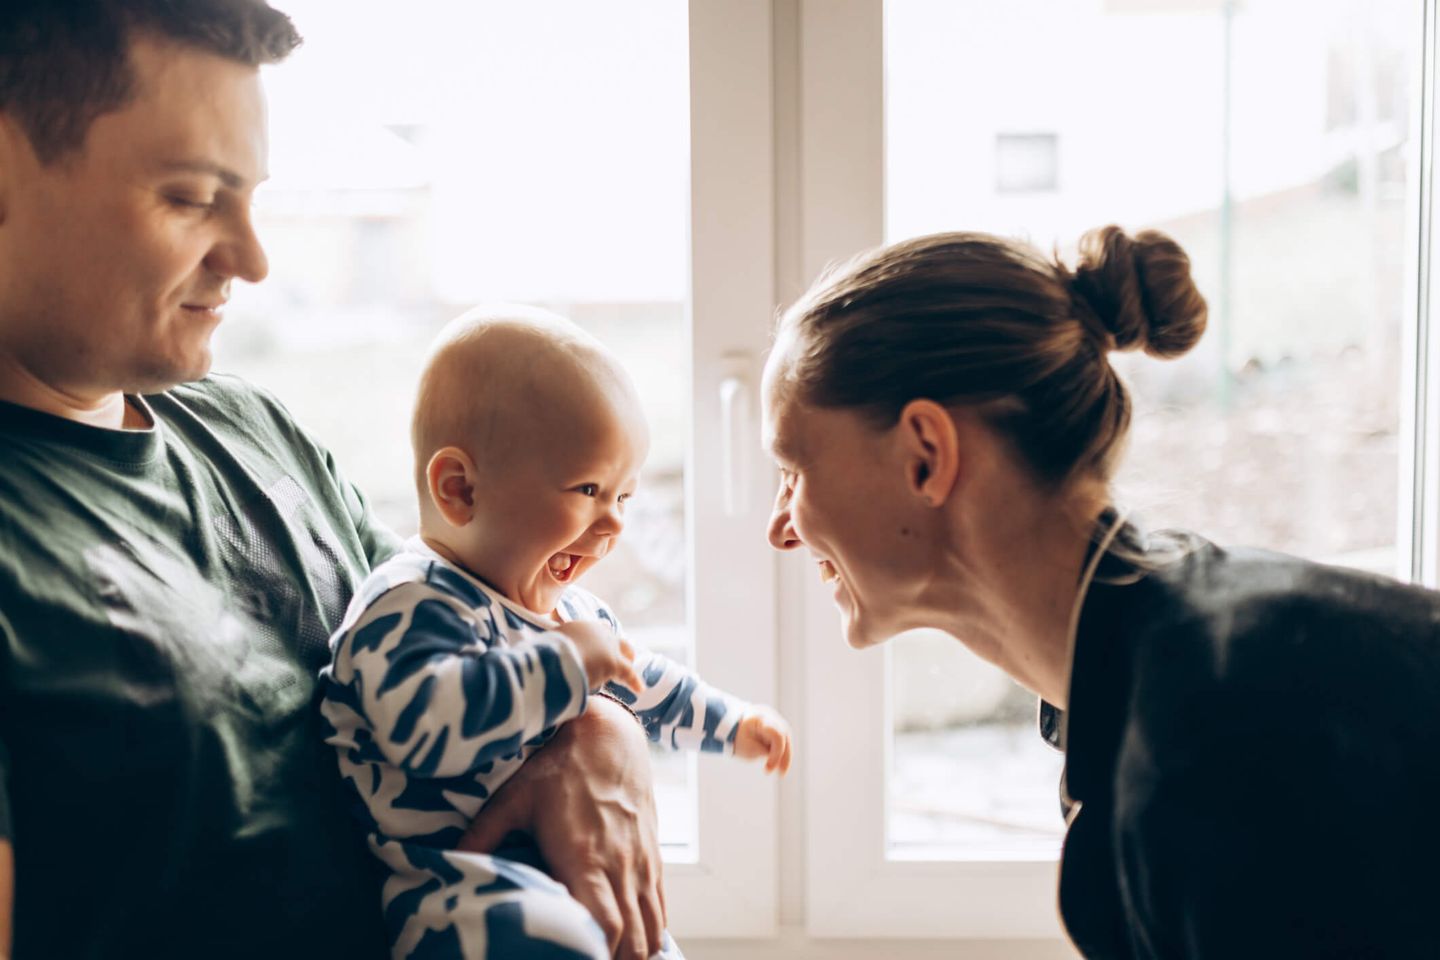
[548,552,580,582]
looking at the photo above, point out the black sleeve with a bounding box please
[1116,703,1433,959]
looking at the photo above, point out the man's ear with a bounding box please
[896,399,960,507]
[426,446,478,527]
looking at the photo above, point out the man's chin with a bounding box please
[131,354,213,394]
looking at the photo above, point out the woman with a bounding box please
[763,226,1440,958]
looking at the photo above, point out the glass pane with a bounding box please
[217,0,696,852]
[884,0,1416,858]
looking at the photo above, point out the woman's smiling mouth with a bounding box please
[817,558,839,583]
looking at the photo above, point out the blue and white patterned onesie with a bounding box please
[319,537,748,960]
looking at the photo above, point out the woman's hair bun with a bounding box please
[1070,225,1208,359]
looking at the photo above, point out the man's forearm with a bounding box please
[456,696,664,960]
[1,838,13,959]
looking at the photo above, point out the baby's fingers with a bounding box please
[765,730,785,773]
[614,657,644,693]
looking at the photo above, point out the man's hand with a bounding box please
[458,696,663,960]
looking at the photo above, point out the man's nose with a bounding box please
[206,208,270,284]
[768,486,801,551]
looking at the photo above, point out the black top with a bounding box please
[0,376,399,958]
[1044,520,1440,958]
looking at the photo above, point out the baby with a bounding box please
[319,305,792,960]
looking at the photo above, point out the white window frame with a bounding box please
[784,0,1065,940]
[666,0,783,939]
[1407,0,1440,588]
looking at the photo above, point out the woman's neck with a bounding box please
[917,471,1106,709]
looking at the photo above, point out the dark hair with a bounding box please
[0,0,301,164]
[774,225,1208,489]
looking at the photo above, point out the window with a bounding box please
[883,0,1419,871]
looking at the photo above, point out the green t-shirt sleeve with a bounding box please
[322,444,402,569]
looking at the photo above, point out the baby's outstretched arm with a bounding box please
[732,705,794,775]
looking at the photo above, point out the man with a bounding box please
[0,2,665,957]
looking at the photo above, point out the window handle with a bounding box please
[719,354,752,517]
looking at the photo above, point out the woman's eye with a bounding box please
[168,195,215,211]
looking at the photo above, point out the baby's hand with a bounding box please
[553,619,643,692]
[733,704,793,775]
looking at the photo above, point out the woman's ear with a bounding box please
[897,399,960,507]
[426,446,478,527]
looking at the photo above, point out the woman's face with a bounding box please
[762,355,933,648]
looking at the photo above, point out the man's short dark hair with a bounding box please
[0,0,301,165]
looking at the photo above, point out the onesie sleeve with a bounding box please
[325,579,590,778]
[603,645,750,754]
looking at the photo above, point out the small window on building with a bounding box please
[995,132,1059,193]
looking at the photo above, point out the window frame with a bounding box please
[665,0,784,939]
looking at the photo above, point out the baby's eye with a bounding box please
[617,492,632,505]
[577,483,598,497]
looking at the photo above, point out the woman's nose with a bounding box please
[768,487,801,551]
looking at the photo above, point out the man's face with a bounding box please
[0,34,270,401]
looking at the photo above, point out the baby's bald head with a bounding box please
[412,305,646,497]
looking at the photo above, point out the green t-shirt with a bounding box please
[0,375,400,958]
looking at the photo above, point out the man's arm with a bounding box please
[1,838,12,959]
[458,696,664,960]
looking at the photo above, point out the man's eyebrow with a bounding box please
[158,160,266,189]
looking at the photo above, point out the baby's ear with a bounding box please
[427,446,477,526]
